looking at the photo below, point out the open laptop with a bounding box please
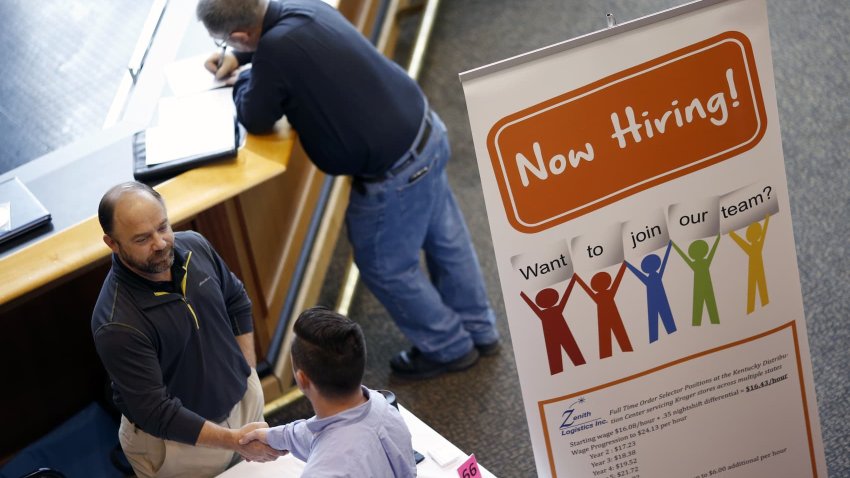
[0,176,52,246]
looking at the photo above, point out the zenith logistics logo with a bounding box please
[560,397,608,436]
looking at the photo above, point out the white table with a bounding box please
[217,406,497,477]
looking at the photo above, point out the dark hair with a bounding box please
[291,306,366,399]
[98,181,163,236]
[196,0,265,37]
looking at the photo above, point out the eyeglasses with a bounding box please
[213,34,230,48]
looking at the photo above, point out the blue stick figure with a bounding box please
[625,241,677,343]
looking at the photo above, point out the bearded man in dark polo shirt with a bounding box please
[91,181,286,478]
[197,0,501,380]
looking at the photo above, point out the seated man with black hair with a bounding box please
[240,306,416,477]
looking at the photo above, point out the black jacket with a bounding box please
[92,231,253,445]
[232,0,426,176]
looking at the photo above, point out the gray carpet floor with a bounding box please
[272,1,849,477]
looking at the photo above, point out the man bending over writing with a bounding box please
[197,0,500,379]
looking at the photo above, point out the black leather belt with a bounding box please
[356,114,432,184]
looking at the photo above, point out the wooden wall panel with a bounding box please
[0,262,111,458]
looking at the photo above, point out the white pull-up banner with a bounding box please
[459,1,826,477]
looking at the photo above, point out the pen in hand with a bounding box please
[216,45,227,78]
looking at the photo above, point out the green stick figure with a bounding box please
[728,214,770,314]
[673,235,721,325]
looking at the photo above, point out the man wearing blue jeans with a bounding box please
[197,0,500,379]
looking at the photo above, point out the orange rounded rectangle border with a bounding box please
[487,31,767,234]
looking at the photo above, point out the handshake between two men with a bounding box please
[228,422,286,463]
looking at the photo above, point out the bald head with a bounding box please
[98,182,164,237]
[99,182,175,280]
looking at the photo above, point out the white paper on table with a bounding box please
[164,53,230,97]
[144,117,234,166]
[155,89,236,128]
[145,89,237,166]
[215,454,305,478]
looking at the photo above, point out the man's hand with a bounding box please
[235,422,286,462]
[238,422,270,445]
[203,52,240,81]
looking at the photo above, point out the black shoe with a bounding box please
[390,347,480,380]
[475,339,502,356]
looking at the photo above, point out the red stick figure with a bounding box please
[520,276,586,375]
[574,263,634,359]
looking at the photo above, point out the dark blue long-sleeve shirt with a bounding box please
[91,231,253,445]
[232,0,426,176]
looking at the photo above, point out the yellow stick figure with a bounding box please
[728,214,771,314]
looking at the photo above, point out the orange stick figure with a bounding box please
[728,214,770,314]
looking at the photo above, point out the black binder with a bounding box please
[0,176,52,245]
[132,118,242,182]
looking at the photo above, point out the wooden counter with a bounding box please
[0,130,292,308]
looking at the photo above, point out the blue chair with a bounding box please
[0,402,126,478]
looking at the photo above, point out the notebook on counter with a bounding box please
[132,117,240,182]
[0,176,52,245]
[133,89,241,182]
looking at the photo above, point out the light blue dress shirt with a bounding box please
[266,386,417,477]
